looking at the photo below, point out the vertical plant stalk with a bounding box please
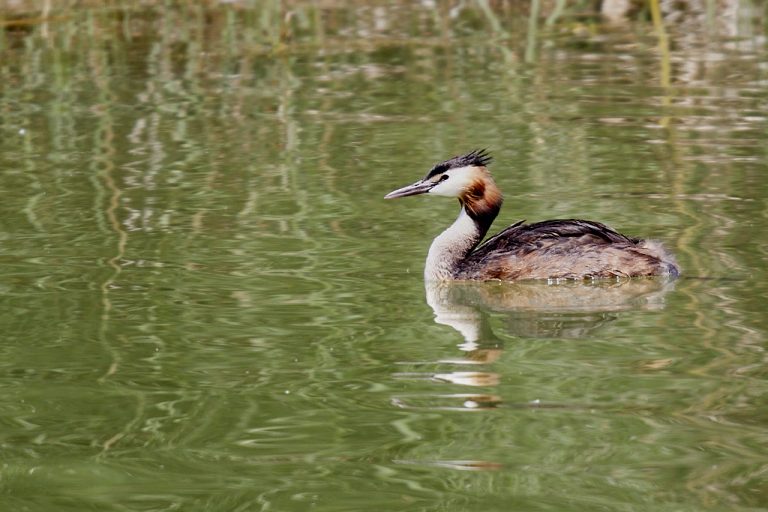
[649,0,702,297]
[650,0,672,126]
[525,0,541,63]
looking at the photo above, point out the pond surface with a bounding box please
[1,2,767,511]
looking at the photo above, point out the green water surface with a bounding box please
[1,2,767,511]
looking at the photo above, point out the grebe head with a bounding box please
[385,149,502,222]
[384,149,495,200]
[385,150,503,281]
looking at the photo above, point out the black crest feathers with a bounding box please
[425,149,492,179]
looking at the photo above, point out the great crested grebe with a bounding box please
[385,150,679,281]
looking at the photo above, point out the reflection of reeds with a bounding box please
[1,10,762,310]
[1,2,766,505]
[2,1,763,353]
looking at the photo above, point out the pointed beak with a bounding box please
[384,179,433,199]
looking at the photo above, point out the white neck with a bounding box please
[424,208,482,281]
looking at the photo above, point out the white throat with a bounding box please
[424,208,482,281]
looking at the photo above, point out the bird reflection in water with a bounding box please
[426,277,675,340]
[392,278,675,411]
[391,278,675,472]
